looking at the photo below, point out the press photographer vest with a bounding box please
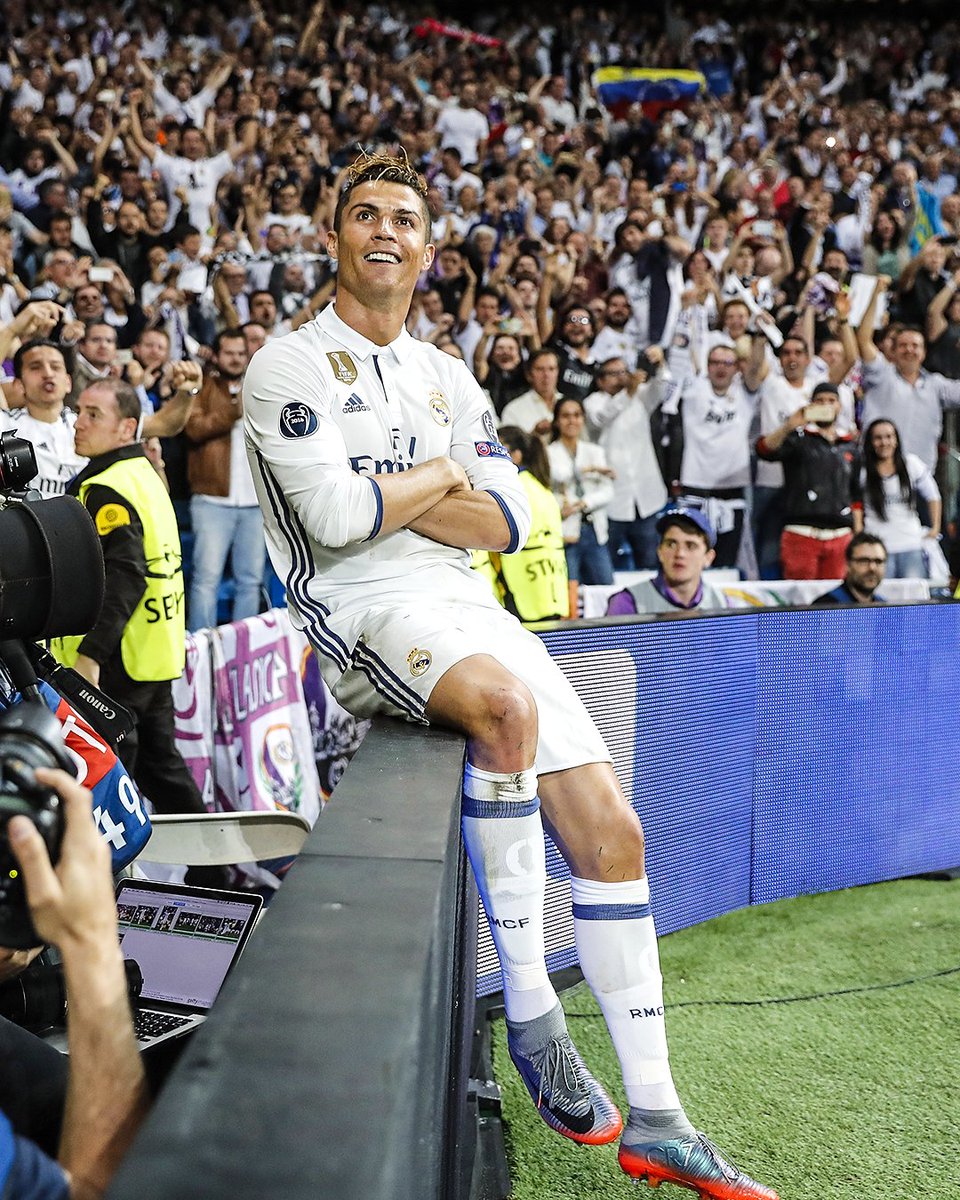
[59,457,185,681]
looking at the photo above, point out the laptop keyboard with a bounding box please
[134,1009,193,1041]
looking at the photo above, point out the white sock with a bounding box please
[571,874,686,1113]
[462,763,557,1023]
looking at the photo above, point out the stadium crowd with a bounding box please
[2,0,960,623]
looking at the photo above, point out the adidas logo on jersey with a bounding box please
[342,393,369,414]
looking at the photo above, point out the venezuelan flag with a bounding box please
[592,67,707,120]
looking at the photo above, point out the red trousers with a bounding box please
[780,529,851,580]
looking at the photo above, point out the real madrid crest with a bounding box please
[407,647,432,677]
[327,350,358,384]
[428,389,451,426]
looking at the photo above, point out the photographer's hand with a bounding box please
[8,768,147,1200]
[72,654,100,689]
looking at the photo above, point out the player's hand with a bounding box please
[441,457,470,493]
[7,768,115,954]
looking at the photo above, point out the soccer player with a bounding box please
[242,152,778,1200]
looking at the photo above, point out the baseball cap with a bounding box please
[811,381,840,400]
[655,504,717,548]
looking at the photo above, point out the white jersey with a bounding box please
[678,376,757,490]
[755,374,812,488]
[243,305,531,686]
[0,407,86,496]
[154,148,234,233]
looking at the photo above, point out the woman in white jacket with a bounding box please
[855,419,942,578]
[546,397,616,585]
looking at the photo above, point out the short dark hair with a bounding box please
[526,347,559,373]
[845,531,887,563]
[13,338,66,380]
[81,319,114,341]
[332,150,431,237]
[82,377,141,423]
[213,327,246,354]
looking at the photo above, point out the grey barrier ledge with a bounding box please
[107,717,471,1200]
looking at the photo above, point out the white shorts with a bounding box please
[324,596,611,776]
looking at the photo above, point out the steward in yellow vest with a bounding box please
[473,425,570,623]
[56,446,185,682]
[53,379,213,834]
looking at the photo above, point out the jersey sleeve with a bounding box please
[445,359,531,553]
[242,335,381,547]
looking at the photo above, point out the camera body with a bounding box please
[0,701,76,948]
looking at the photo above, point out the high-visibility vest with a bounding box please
[55,455,185,681]
[495,471,569,623]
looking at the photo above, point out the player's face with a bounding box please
[328,181,434,312]
[16,345,72,409]
[657,525,714,589]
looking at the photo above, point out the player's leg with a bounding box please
[540,764,778,1198]
[426,655,622,1145]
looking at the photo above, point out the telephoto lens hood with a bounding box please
[0,494,105,640]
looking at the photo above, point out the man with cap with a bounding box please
[605,505,729,615]
[813,532,889,606]
[756,380,860,579]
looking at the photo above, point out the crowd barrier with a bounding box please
[579,572,931,618]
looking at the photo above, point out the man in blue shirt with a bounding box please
[813,532,889,605]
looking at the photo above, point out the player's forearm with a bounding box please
[374,457,467,539]
[406,489,514,551]
[59,939,149,1200]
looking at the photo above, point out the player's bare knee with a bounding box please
[600,805,646,878]
[475,677,537,745]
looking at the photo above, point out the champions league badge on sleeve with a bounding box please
[475,440,510,459]
[481,410,498,441]
[279,402,320,439]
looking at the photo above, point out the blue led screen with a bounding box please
[476,604,960,996]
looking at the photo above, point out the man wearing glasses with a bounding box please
[813,533,889,605]
[551,304,598,400]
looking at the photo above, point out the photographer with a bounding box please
[2,767,148,1199]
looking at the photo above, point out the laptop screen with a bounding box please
[115,881,262,1010]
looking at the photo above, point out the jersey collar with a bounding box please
[318,303,416,365]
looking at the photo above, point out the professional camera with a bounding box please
[0,432,104,643]
[0,432,131,945]
[0,954,143,1032]
[0,701,76,947]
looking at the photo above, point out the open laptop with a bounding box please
[114,878,263,1049]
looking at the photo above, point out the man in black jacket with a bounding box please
[756,381,859,579]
